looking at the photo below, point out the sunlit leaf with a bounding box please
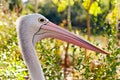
[106,5,120,25]
[52,0,74,12]
[82,0,90,10]
[89,1,102,16]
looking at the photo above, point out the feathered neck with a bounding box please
[16,19,45,80]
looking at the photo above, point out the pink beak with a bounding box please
[38,22,108,54]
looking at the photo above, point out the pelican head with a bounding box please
[16,13,109,80]
[16,13,108,54]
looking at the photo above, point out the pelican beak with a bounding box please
[38,22,108,54]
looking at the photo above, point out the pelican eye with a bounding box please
[38,18,46,23]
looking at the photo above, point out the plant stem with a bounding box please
[85,0,93,63]
[64,0,72,79]
[67,0,72,29]
[34,0,38,13]
[64,43,69,80]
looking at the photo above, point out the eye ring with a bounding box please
[38,18,45,22]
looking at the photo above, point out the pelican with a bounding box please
[16,14,108,80]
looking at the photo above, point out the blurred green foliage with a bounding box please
[0,0,120,80]
[0,13,28,79]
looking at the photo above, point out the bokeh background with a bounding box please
[0,0,120,80]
